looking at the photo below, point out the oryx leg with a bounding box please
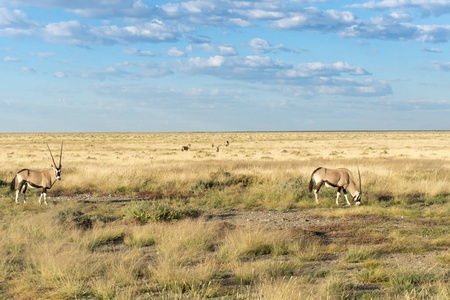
[336,187,342,206]
[19,182,28,204]
[342,188,351,206]
[15,183,20,204]
[313,181,324,203]
[39,188,48,205]
[15,181,24,203]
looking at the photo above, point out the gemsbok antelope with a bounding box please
[10,143,63,205]
[213,141,229,151]
[308,167,361,206]
[181,144,191,151]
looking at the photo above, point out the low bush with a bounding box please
[389,271,437,293]
[124,200,200,224]
[191,179,224,191]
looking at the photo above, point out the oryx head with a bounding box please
[47,142,63,180]
[354,168,362,206]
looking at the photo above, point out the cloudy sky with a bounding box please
[1,0,449,132]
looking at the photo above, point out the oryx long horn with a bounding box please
[47,144,57,167]
[59,142,63,168]
[358,168,361,194]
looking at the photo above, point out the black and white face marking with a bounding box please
[354,193,361,206]
[53,166,62,180]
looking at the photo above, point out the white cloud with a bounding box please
[3,56,22,62]
[42,19,181,45]
[0,7,33,27]
[2,1,450,46]
[0,8,37,37]
[249,38,299,54]
[336,15,450,43]
[177,55,387,97]
[122,48,155,56]
[218,45,237,56]
[81,55,384,96]
[0,0,155,18]
[29,52,55,59]
[189,43,237,56]
[167,47,186,57]
[286,62,370,77]
[423,48,441,53]
[348,0,450,17]
[432,61,450,71]
[54,71,66,78]
[54,67,130,81]
[271,8,355,31]
[186,56,226,68]
[20,66,36,74]
[51,54,383,98]
[229,18,253,27]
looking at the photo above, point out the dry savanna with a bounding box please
[0,131,449,299]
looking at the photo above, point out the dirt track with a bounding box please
[202,209,329,230]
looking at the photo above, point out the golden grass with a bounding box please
[0,202,448,299]
[1,131,448,199]
[0,131,449,299]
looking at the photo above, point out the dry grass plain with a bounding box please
[0,131,449,299]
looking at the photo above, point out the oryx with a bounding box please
[308,167,361,206]
[10,143,63,205]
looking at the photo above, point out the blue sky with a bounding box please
[1,0,449,132]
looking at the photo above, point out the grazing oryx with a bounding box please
[308,167,361,206]
[213,141,229,151]
[10,143,63,205]
[181,144,191,151]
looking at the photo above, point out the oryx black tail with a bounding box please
[10,175,16,191]
[309,167,322,192]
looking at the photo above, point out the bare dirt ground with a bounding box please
[66,194,337,230]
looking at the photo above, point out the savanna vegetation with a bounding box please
[0,131,449,299]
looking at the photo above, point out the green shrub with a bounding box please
[124,201,200,224]
[356,269,389,284]
[389,271,435,293]
[245,244,273,256]
[327,278,356,298]
[191,179,224,191]
[226,174,259,187]
[344,249,375,263]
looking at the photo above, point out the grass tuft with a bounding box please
[123,200,200,224]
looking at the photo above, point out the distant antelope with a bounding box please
[213,141,229,150]
[10,143,63,205]
[308,167,361,206]
[181,144,191,151]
